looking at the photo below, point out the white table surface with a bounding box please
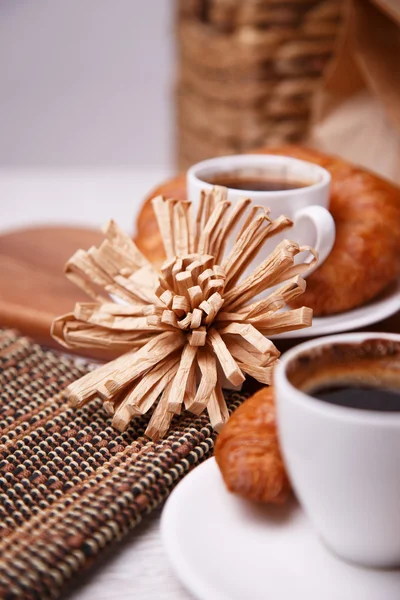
[0,168,194,600]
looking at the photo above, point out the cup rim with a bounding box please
[186,154,331,198]
[274,332,400,426]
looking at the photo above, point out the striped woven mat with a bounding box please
[0,329,246,599]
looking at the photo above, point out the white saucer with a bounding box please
[270,278,400,339]
[162,458,400,600]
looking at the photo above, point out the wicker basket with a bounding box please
[176,0,344,169]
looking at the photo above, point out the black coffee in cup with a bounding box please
[203,171,312,192]
[313,384,400,412]
[287,338,400,412]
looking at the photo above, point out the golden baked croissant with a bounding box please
[135,175,186,266]
[215,387,291,504]
[266,146,400,315]
[135,146,400,315]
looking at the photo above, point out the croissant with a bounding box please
[135,175,186,267]
[135,146,400,315]
[214,387,291,504]
[265,146,400,315]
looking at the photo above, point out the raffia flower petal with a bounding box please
[51,187,316,439]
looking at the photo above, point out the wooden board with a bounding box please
[0,226,113,359]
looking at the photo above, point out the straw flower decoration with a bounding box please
[52,188,317,440]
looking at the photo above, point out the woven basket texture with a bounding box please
[176,0,344,168]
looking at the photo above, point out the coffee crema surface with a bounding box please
[287,338,400,413]
[203,173,312,192]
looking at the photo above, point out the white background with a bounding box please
[0,1,176,234]
[0,1,175,169]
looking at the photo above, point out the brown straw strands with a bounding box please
[52,187,316,440]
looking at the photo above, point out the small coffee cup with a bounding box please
[187,154,335,272]
[274,332,400,568]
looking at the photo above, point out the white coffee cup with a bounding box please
[274,332,400,569]
[187,154,335,272]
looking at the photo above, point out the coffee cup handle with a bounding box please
[293,205,336,275]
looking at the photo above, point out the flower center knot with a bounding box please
[150,254,225,345]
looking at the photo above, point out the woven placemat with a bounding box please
[0,328,246,599]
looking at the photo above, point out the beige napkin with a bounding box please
[310,0,400,183]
